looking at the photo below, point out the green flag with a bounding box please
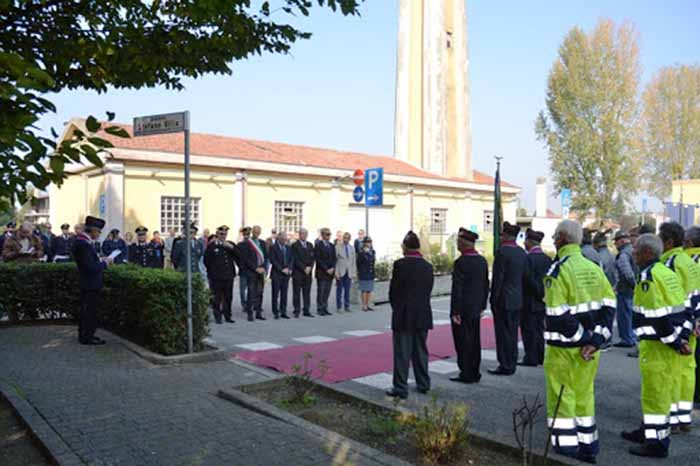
[493,161,503,256]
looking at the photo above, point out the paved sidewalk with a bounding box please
[0,325,391,466]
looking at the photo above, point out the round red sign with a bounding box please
[352,169,364,186]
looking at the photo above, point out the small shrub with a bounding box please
[411,395,470,466]
[367,414,404,445]
[0,263,209,355]
[374,260,392,282]
[428,252,453,275]
[286,352,329,407]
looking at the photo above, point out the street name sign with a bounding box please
[133,112,189,136]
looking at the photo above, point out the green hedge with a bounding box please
[0,263,210,355]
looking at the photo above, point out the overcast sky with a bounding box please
[39,1,700,212]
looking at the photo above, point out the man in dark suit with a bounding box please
[204,225,238,324]
[270,231,293,319]
[489,221,528,375]
[519,229,552,367]
[314,227,337,316]
[291,228,315,318]
[238,226,266,321]
[73,216,113,345]
[450,228,489,384]
[386,231,434,399]
[251,225,268,317]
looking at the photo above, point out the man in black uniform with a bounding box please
[238,226,266,321]
[314,228,337,316]
[0,222,15,259]
[291,227,315,318]
[129,226,154,267]
[73,216,113,345]
[386,231,434,399]
[51,223,74,263]
[519,228,552,367]
[204,225,238,324]
[450,228,489,384]
[489,221,528,375]
[269,231,293,319]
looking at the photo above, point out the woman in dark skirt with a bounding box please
[356,237,376,311]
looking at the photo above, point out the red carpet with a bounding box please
[235,317,497,383]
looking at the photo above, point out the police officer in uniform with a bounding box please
[622,233,692,458]
[129,226,155,267]
[172,222,204,273]
[520,229,552,366]
[489,221,528,375]
[73,216,113,345]
[51,223,74,263]
[450,228,489,384]
[204,225,238,324]
[102,228,128,264]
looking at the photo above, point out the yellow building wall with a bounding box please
[51,173,89,227]
[672,179,700,204]
[245,174,334,237]
[123,164,237,236]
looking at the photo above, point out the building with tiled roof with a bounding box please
[49,118,519,257]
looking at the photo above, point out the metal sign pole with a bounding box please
[184,111,193,354]
[365,204,369,238]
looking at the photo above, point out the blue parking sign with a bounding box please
[365,168,383,207]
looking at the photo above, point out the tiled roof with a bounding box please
[91,121,515,188]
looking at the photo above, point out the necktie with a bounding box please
[345,244,349,257]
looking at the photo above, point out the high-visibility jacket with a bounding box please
[684,246,700,320]
[543,244,616,348]
[661,247,700,338]
[633,260,686,350]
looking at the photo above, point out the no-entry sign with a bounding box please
[352,169,364,186]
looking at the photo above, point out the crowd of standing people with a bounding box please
[385,219,700,464]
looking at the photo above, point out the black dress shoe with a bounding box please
[303,312,314,318]
[385,389,407,400]
[487,368,514,376]
[575,453,597,464]
[80,337,106,346]
[621,428,644,444]
[247,313,254,322]
[256,314,266,321]
[293,312,300,318]
[417,388,430,394]
[225,318,235,323]
[450,376,480,384]
[215,318,223,324]
[517,361,538,367]
[273,314,279,320]
[613,342,635,348]
[280,314,290,319]
[629,444,668,458]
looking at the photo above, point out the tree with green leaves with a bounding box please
[0,0,362,211]
[640,65,700,198]
[535,19,641,224]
